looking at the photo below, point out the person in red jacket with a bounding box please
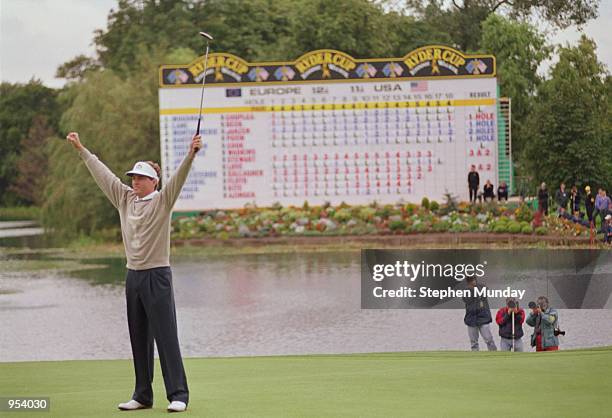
[496,297,525,351]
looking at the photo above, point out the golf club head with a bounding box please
[199,31,213,41]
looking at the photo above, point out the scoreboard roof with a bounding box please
[159,45,496,88]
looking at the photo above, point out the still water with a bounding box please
[1,239,612,361]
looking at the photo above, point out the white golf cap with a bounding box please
[125,161,158,181]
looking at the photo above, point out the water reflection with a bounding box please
[68,258,128,285]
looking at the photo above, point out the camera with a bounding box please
[554,329,566,336]
[528,301,547,310]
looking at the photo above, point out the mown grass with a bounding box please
[1,348,611,417]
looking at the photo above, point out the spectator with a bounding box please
[496,298,525,352]
[555,183,569,214]
[604,214,612,244]
[526,296,559,352]
[569,185,580,215]
[483,180,495,202]
[468,165,479,204]
[594,189,610,231]
[497,181,508,202]
[538,183,549,216]
[463,276,497,352]
[585,186,596,224]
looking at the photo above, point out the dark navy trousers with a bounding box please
[125,267,189,405]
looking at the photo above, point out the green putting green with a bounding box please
[1,348,611,417]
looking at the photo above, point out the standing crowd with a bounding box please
[537,182,611,242]
[467,166,612,243]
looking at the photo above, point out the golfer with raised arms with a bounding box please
[66,131,201,413]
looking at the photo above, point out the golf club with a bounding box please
[195,31,213,143]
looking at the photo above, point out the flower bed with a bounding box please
[171,200,592,240]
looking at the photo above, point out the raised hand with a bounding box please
[66,132,83,150]
[190,134,202,156]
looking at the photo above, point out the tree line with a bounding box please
[0,0,609,239]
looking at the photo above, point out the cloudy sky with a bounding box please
[1,0,611,88]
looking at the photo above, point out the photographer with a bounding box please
[462,276,497,351]
[495,298,525,352]
[526,296,560,351]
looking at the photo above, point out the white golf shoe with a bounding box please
[117,399,150,410]
[167,401,187,412]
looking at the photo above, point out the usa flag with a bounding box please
[410,81,428,92]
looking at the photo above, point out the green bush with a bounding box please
[450,223,470,233]
[535,227,548,235]
[259,210,279,222]
[421,197,430,210]
[215,231,230,240]
[358,207,376,221]
[376,205,395,218]
[432,221,450,232]
[493,224,509,233]
[411,222,429,233]
[389,220,406,231]
[439,192,459,215]
[333,208,352,223]
[468,220,481,232]
[282,209,303,222]
[508,222,522,234]
[487,220,502,232]
[403,203,418,215]
[521,225,533,234]
[429,200,440,212]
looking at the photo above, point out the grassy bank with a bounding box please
[1,348,611,417]
[72,231,606,257]
[0,206,40,221]
[1,234,605,267]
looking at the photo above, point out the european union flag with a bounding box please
[225,88,242,97]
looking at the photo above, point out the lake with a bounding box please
[2,242,612,362]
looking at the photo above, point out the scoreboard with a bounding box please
[159,46,501,211]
